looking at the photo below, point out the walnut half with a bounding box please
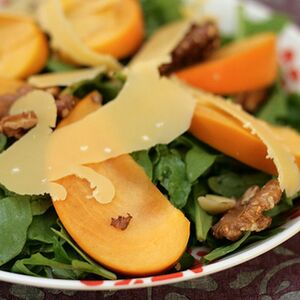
[0,111,38,139]
[159,20,220,76]
[212,179,282,241]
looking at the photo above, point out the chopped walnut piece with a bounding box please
[235,88,268,113]
[44,86,62,98]
[212,179,282,241]
[55,94,77,118]
[0,111,38,139]
[159,20,220,76]
[0,85,34,119]
[111,213,133,231]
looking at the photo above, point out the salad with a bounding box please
[0,0,299,282]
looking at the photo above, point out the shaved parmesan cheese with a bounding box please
[270,126,300,157]
[131,20,191,66]
[0,91,56,196]
[28,66,106,88]
[38,0,121,70]
[187,87,300,197]
[47,62,196,193]
[0,62,195,204]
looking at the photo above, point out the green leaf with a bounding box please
[208,172,270,198]
[141,0,183,37]
[185,147,216,183]
[279,93,300,131]
[257,80,288,124]
[27,209,57,243]
[0,134,7,153]
[204,232,251,262]
[266,192,300,218]
[244,227,283,245]
[63,72,125,103]
[176,252,195,271]
[131,150,153,180]
[237,5,289,39]
[0,197,32,265]
[193,184,213,242]
[154,147,191,208]
[30,196,52,216]
[45,57,77,73]
[12,253,107,278]
[52,227,116,280]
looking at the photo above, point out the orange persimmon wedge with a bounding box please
[190,103,300,175]
[63,0,144,59]
[54,92,190,276]
[176,33,277,94]
[0,14,48,79]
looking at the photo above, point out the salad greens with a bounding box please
[140,0,183,37]
[1,2,300,281]
[236,6,290,39]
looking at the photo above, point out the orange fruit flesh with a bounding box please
[64,0,144,59]
[0,15,48,79]
[176,33,277,94]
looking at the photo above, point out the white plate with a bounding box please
[0,0,300,290]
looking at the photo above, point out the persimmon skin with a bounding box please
[53,93,190,276]
[176,33,277,94]
[0,15,49,79]
[190,103,300,176]
[66,0,144,59]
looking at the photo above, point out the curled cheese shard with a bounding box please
[38,0,121,70]
[28,66,106,88]
[0,62,195,205]
[47,62,196,203]
[70,165,115,204]
[187,87,300,197]
[0,90,56,196]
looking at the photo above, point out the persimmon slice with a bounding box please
[0,14,48,79]
[63,0,144,59]
[54,93,190,276]
[176,33,277,94]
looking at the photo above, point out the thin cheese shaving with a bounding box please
[0,63,195,204]
[186,86,300,197]
[37,0,121,70]
[28,66,106,88]
[0,90,56,196]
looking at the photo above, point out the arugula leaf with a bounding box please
[244,227,283,245]
[266,192,300,218]
[193,184,213,242]
[63,72,125,103]
[30,196,52,216]
[131,150,153,180]
[186,147,216,183]
[175,252,195,271]
[27,209,57,244]
[0,197,32,265]
[257,80,288,124]
[52,227,116,280]
[208,172,270,198]
[204,232,251,262]
[45,57,77,73]
[279,93,300,131]
[0,134,7,153]
[141,0,183,37]
[154,145,191,208]
[237,5,289,39]
[12,253,111,279]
